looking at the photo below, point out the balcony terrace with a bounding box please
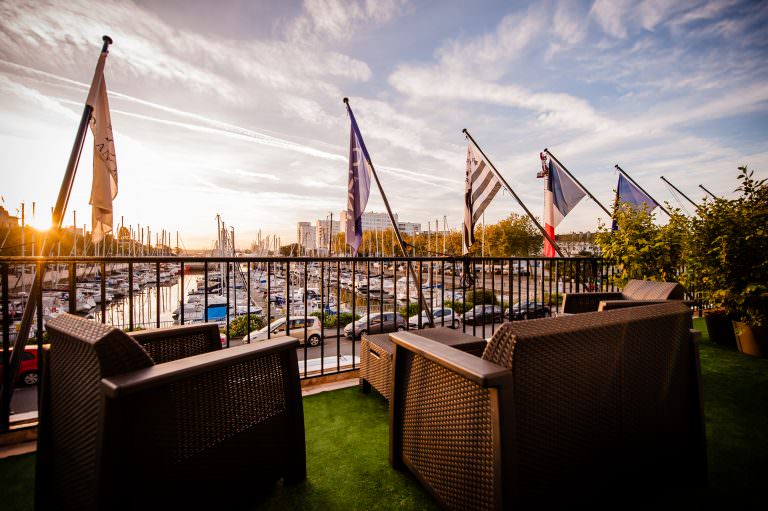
[1,256,766,508]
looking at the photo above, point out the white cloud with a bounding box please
[589,0,633,38]
[0,0,372,106]
[286,0,407,43]
[434,4,545,79]
[389,66,612,131]
[553,1,589,45]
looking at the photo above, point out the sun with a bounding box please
[27,215,52,232]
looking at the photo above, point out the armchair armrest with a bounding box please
[388,331,512,510]
[128,323,221,363]
[98,334,306,495]
[597,299,669,311]
[101,335,298,398]
[562,292,622,314]
[389,331,510,387]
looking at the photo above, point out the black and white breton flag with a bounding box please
[463,140,501,254]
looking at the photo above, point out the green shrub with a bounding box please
[228,314,265,337]
[399,302,421,317]
[464,288,498,306]
[311,311,361,328]
[445,300,471,314]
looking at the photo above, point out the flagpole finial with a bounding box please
[101,35,113,52]
[461,128,468,134]
[343,97,349,104]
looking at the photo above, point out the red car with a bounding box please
[0,347,40,386]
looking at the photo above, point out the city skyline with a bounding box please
[1,0,766,249]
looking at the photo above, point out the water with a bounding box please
[93,274,201,329]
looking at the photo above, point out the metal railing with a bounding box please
[1,255,616,431]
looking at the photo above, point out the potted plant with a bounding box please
[685,167,768,355]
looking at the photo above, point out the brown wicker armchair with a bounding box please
[561,278,687,313]
[389,302,706,510]
[37,314,306,511]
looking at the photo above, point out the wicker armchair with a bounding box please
[37,314,306,511]
[389,302,706,510]
[561,279,687,313]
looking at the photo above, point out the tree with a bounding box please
[594,203,691,288]
[279,243,300,256]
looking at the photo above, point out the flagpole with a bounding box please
[463,129,564,257]
[660,176,700,210]
[2,36,113,403]
[699,184,719,200]
[614,164,670,216]
[343,98,434,326]
[544,149,611,217]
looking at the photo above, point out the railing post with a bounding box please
[128,261,134,331]
[100,261,106,323]
[1,263,10,432]
[180,262,185,325]
[68,263,76,314]
[155,261,161,329]
[203,262,209,323]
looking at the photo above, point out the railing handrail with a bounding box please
[0,255,605,264]
[1,253,618,432]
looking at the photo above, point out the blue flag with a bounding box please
[345,107,372,255]
[612,173,659,229]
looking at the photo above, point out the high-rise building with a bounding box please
[316,219,340,255]
[338,211,398,232]
[397,222,421,236]
[296,221,316,254]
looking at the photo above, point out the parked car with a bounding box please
[510,262,531,276]
[243,316,324,347]
[408,308,460,329]
[344,312,406,339]
[506,301,551,321]
[0,347,40,386]
[462,304,503,325]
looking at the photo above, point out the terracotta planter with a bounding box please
[704,311,737,349]
[732,321,768,358]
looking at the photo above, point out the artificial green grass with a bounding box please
[1,319,766,509]
[694,317,768,494]
[0,451,34,510]
[254,387,438,510]
[0,387,437,511]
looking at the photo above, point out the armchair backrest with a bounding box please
[38,314,154,511]
[481,302,705,495]
[621,279,686,300]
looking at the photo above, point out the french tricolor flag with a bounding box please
[540,153,586,257]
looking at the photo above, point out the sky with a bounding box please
[1,0,766,250]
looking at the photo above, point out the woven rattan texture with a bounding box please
[481,302,691,494]
[360,337,392,400]
[44,314,154,511]
[622,279,685,300]
[170,352,287,462]
[137,332,214,364]
[399,350,495,511]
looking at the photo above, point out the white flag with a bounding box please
[88,52,117,243]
